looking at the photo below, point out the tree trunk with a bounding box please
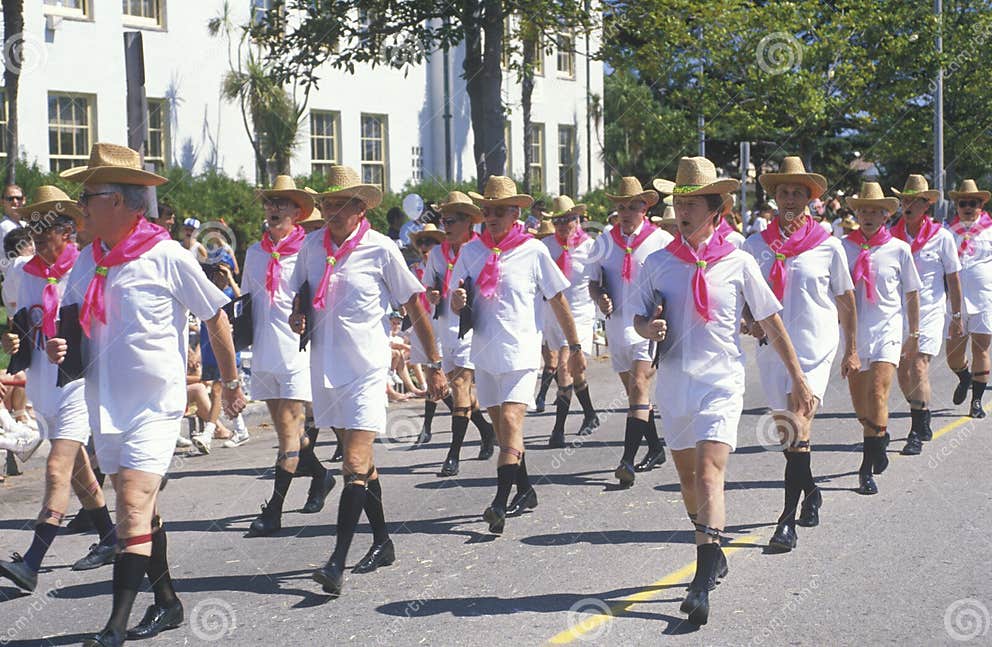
[2,0,24,184]
[462,0,506,190]
[521,24,535,193]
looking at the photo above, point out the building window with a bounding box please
[0,89,7,160]
[310,110,340,176]
[122,0,163,27]
[529,123,544,194]
[361,114,388,191]
[48,93,94,174]
[557,33,575,78]
[411,146,423,182]
[558,125,577,196]
[504,121,512,176]
[527,36,544,76]
[44,0,88,18]
[144,98,169,172]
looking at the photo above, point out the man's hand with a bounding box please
[949,317,965,340]
[840,349,861,379]
[46,337,67,365]
[902,335,919,362]
[567,347,587,379]
[644,304,666,342]
[426,288,441,305]
[747,319,765,340]
[451,287,467,313]
[425,366,449,401]
[221,385,247,419]
[791,377,816,418]
[290,312,306,335]
[597,294,613,317]
[2,332,19,355]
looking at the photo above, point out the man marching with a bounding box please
[742,157,859,551]
[241,176,335,538]
[890,175,963,453]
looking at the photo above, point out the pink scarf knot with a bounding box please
[476,222,532,299]
[23,243,80,338]
[314,219,370,310]
[554,229,590,279]
[949,212,992,257]
[760,216,831,300]
[260,225,305,304]
[610,221,658,283]
[664,233,737,322]
[846,227,893,304]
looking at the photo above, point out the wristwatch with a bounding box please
[908,331,920,339]
[425,360,443,370]
[223,379,242,391]
[568,343,583,352]
[952,312,963,320]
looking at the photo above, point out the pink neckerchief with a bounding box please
[664,232,737,322]
[314,218,371,310]
[949,212,992,256]
[440,233,478,297]
[760,216,831,300]
[891,216,941,255]
[23,243,80,338]
[81,219,171,337]
[259,225,305,304]
[476,222,532,299]
[716,218,737,239]
[554,228,590,279]
[414,263,430,311]
[609,220,658,283]
[845,226,893,304]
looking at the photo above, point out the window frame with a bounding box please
[121,0,166,29]
[557,124,577,197]
[48,92,96,174]
[360,113,389,192]
[309,109,341,176]
[529,122,545,194]
[556,32,575,79]
[144,97,169,172]
[43,0,90,20]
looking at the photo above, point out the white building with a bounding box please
[2,1,605,196]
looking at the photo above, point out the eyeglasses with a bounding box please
[3,195,24,203]
[416,239,438,248]
[552,215,579,224]
[263,197,294,210]
[77,191,116,206]
[440,217,464,227]
[958,200,980,208]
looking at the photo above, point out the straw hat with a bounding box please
[437,190,483,223]
[948,178,991,204]
[468,176,534,208]
[15,185,83,224]
[840,214,860,231]
[318,165,383,209]
[846,182,899,213]
[757,156,828,200]
[410,223,445,245]
[551,195,587,217]
[256,175,314,220]
[891,174,939,203]
[606,177,659,207]
[60,142,167,186]
[532,219,555,239]
[652,157,740,197]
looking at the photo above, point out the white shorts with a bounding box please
[659,382,743,452]
[908,307,945,357]
[251,367,312,402]
[312,367,388,433]
[409,333,434,365]
[758,351,834,412]
[859,338,902,370]
[609,338,655,373]
[475,368,538,409]
[441,343,473,373]
[93,419,181,476]
[960,310,992,336]
[543,318,595,356]
[38,390,90,444]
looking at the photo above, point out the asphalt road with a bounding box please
[1,338,990,646]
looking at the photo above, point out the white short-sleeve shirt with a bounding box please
[725,230,746,249]
[289,226,425,388]
[241,241,309,376]
[423,243,469,353]
[62,239,231,436]
[2,256,28,318]
[542,234,596,329]
[450,237,570,374]
[948,223,992,315]
[907,228,961,317]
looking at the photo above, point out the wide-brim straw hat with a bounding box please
[551,195,587,217]
[318,165,383,209]
[846,182,899,213]
[15,185,84,224]
[60,142,167,186]
[532,219,555,239]
[653,157,740,197]
[606,177,659,207]
[300,187,324,225]
[891,174,939,203]
[468,176,534,208]
[948,178,991,204]
[840,215,860,230]
[410,223,445,245]
[437,190,483,223]
[758,156,828,200]
[257,175,314,220]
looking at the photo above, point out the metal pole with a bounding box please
[740,141,750,217]
[442,18,453,183]
[585,0,592,193]
[934,0,945,220]
[124,31,157,219]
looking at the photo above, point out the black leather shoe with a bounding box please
[414,424,432,445]
[301,471,337,514]
[872,434,890,475]
[65,508,93,534]
[970,399,986,418]
[577,413,600,436]
[245,503,281,537]
[82,628,124,647]
[547,430,566,449]
[312,558,344,596]
[857,472,878,495]
[126,601,184,639]
[768,521,797,552]
[0,553,37,592]
[633,446,666,472]
[438,456,459,477]
[797,488,822,527]
[534,395,546,414]
[506,488,538,516]
[680,587,710,626]
[716,547,729,580]
[330,444,344,462]
[72,543,116,571]
[483,504,506,534]
[954,373,972,405]
[614,461,636,487]
[900,431,923,456]
[352,539,396,574]
[478,431,495,460]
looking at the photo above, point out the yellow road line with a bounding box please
[930,404,989,441]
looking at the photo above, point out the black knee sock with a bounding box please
[448,415,470,459]
[515,454,531,493]
[471,408,494,437]
[305,423,320,447]
[88,505,117,547]
[423,400,438,429]
[331,483,368,564]
[643,410,662,450]
[780,452,807,523]
[802,452,817,495]
[536,369,556,401]
[442,395,454,410]
[494,464,519,508]
[575,383,596,416]
[269,467,295,516]
[956,367,972,384]
[105,552,149,635]
[364,479,389,545]
[689,543,720,590]
[552,390,572,435]
[93,465,106,488]
[620,417,647,464]
[972,380,987,402]
[859,438,874,475]
[301,445,328,484]
[23,522,59,571]
[147,521,178,607]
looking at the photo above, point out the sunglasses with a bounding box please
[958,200,981,208]
[440,217,464,227]
[78,191,117,206]
[416,239,438,248]
[263,197,294,210]
[4,195,24,203]
[552,215,579,224]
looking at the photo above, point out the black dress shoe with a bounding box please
[478,431,495,460]
[534,395,546,414]
[245,503,281,537]
[330,444,344,462]
[716,547,729,580]
[614,461,636,487]
[797,488,822,527]
[768,520,797,552]
[900,431,923,456]
[82,628,124,647]
[633,446,666,472]
[126,601,184,639]
[506,488,538,516]
[680,588,710,626]
[954,373,972,405]
[0,553,37,592]
[546,431,566,449]
[72,543,116,571]
[970,399,986,418]
[438,456,459,477]
[65,508,94,534]
[576,413,600,436]
[857,472,878,495]
[312,558,344,596]
[352,539,396,574]
[483,504,506,534]
[414,424,432,445]
[301,471,337,514]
